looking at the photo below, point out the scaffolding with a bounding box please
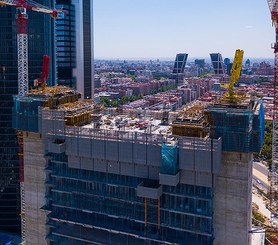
[13,86,82,132]
[14,86,103,134]
[17,131,25,241]
[205,100,264,153]
[251,101,265,153]
[171,105,209,138]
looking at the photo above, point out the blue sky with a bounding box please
[94,0,274,59]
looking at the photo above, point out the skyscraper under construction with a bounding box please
[13,85,264,245]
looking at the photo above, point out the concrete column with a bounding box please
[214,152,253,245]
[23,132,48,245]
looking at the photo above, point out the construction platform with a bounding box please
[171,105,209,138]
[205,98,265,152]
[13,86,103,132]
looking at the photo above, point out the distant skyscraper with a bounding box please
[195,59,205,69]
[171,53,188,85]
[195,59,205,76]
[224,58,230,66]
[245,59,251,68]
[94,75,101,89]
[224,58,232,75]
[173,53,188,74]
[210,53,225,75]
[226,63,233,76]
[56,0,76,88]
[56,0,94,99]
[0,0,55,233]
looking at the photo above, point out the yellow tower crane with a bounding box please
[221,49,244,101]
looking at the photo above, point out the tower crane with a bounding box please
[221,49,244,101]
[0,0,64,96]
[266,0,278,230]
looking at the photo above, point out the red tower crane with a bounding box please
[266,0,278,230]
[0,0,64,96]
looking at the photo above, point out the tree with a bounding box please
[127,74,136,81]
[130,95,137,102]
[120,96,129,105]
[252,207,265,226]
[111,100,119,107]
[99,97,111,107]
[258,120,273,166]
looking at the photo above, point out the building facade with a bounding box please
[56,0,94,99]
[0,0,55,233]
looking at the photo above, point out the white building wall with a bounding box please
[214,152,253,245]
[72,0,85,99]
[72,0,94,99]
[22,132,48,245]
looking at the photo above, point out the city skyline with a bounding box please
[94,0,274,59]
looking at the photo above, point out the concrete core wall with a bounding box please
[23,132,48,245]
[214,152,253,245]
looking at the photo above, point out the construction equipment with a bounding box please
[34,55,50,90]
[221,49,244,101]
[266,0,278,232]
[0,0,64,96]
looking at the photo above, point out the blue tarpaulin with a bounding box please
[161,142,178,175]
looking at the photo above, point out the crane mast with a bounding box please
[17,4,28,96]
[266,0,278,229]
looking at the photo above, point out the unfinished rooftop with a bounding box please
[13,86,265,154]
[171,105,209,138]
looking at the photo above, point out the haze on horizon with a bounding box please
[94,0,274,60]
